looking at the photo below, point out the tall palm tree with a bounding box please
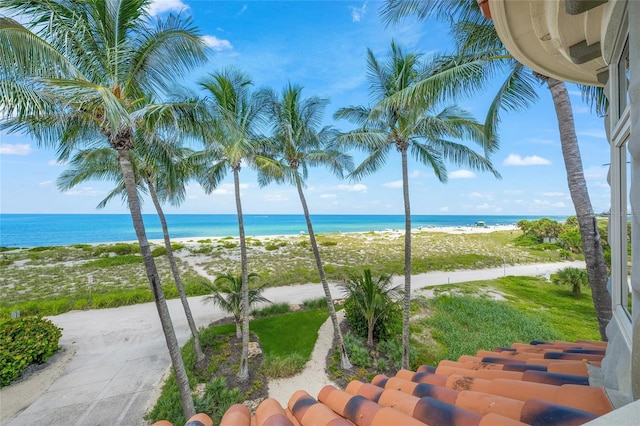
[195,68,270,381]
[335,42,499,368]
[381,0,612,339]
[260,83,353,369]
[0,0,206,417]
[57,138,207,363]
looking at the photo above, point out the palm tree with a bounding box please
[57,138,206,362]
[381,0,612,340]
[0,0,207,417]
[195,68,270,381]
[553,267,590,297]
[335,42,499,368]
[260,83,353,369]
[204,273,270,338]
[340,269,401,346]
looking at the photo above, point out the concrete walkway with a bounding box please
[0,261,584,425]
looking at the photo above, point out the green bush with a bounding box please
[261,353,306,378]
[92,243,140,256]
[302,298,327,310]
[0,316,62,387]
[343,333,370,368]
[82,255,142,268]
[151,247,167,257]
[194,377,243,425]
[252,303,290,318]
[344,296,401,343]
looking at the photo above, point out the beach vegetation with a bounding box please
[335,41,499,369]
[92,243,141,256]
[302,297,328,310]
[260,83,355,370]
[82,255,143,268]
[251,302,291,318]
[0,316,62,387]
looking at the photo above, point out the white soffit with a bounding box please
[489,0,607,86]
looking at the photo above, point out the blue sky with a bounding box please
[0,0,611,216]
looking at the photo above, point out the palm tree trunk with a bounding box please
[295,172,352,369]
[367,318,375,347]
[544,76,612,340]
[116,146,195,418]
[234,166,250,381]
[146,177,205,362]
[401,147,412,369]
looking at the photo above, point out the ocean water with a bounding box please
[0,214,566,248]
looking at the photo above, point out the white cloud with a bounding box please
[449,170,476,179]
[212,183,249,195]
[540,192,565,197]
[147,0,188,16]
[409,170,421,178]
[39,181,53,186]
[503,154,551,166]
[239,4,248,15]
[320,193,337,199]
[350,2,367,22]
[382,180,403,188]
[439,206,449,212]
[503,189,524,195]
[552,202,566,208]
[583,165,608,180]
[468,191,494,199]
[0,143,31,155]
[337,184,367,193]
[64,186,101,196]
[577,129,607,139]
[263,192,288,202]
[476,203,490,209]
[48,159,66,166]
[526,137,555,145]
[202,35,233,51]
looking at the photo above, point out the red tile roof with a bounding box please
[154,340,613,426]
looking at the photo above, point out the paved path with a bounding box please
[0,261,584,425]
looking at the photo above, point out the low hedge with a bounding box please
[0,316,62,387]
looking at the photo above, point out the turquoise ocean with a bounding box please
[0,214,567,248]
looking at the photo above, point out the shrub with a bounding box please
[343,333,370,368]
[82,255,142,268]
[0,316,62,387]
[344,296,401,343]
[261,353,307,378]
[252,302,290,318]
[151,247,166,257]
[302,298,327,310]
[194,377,243,425]
[552,267,589,297]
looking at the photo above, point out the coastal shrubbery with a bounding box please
[0,316,62,387]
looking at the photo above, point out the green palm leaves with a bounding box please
[205,273,270,338]
[336,41,499,369]
[340,269,400,346]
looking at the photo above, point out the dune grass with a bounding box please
[413,275,601,366]
[0,230,574,318]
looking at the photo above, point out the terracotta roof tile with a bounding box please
[156,340,614,426]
